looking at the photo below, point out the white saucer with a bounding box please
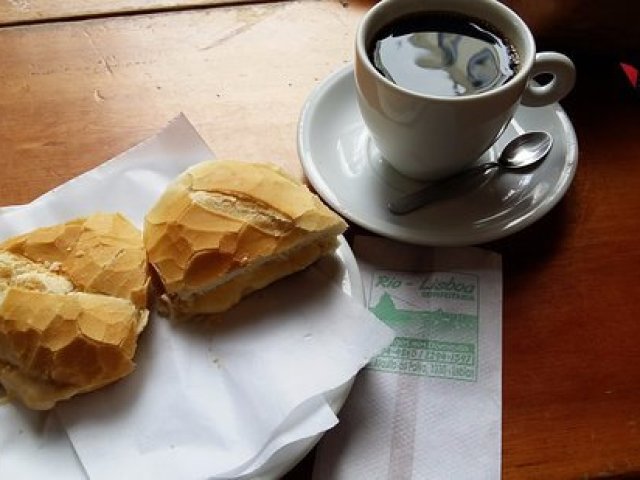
[298,64,578,246]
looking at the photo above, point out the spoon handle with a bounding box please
[388,162,498,215]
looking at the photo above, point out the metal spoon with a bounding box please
[388,131,553,215]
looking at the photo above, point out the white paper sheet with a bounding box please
[0,403,85,479]
[313,236,502,480]
[0,115,394,479]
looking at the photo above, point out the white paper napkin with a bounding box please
[0,115,394,479]
[59,266,392,480]
[313,236,502,480]
[0,402,85,479]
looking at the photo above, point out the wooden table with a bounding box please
[1,1,639,478]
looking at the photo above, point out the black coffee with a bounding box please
[369,12,519,97]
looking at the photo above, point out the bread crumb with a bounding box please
[46,261,62,272]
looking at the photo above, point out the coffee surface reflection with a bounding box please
[370,13,519,97]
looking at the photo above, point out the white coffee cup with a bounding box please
[354,0,576,181]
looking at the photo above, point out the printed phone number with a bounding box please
[383,345,475,366]
[369,338,477,380]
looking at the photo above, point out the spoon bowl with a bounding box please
[498,131,554,169]
[388,131,553,215]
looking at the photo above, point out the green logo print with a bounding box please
[367,272,479,381]
[419,276,476,301]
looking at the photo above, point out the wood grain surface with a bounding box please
[493,54,640,479]
[1,1,640,479]
[0,0,364,206]
[0,0,263,26]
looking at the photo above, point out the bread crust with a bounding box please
[2,212,150,308]
[0,213,150,410]
[144,160,347,319]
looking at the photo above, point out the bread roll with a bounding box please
[144,160,347,320]
[0,213,150,410]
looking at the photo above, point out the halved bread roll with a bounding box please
[144,160,348,320]
[0,213,150,410]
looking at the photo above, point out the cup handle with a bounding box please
[520,52,576,107]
